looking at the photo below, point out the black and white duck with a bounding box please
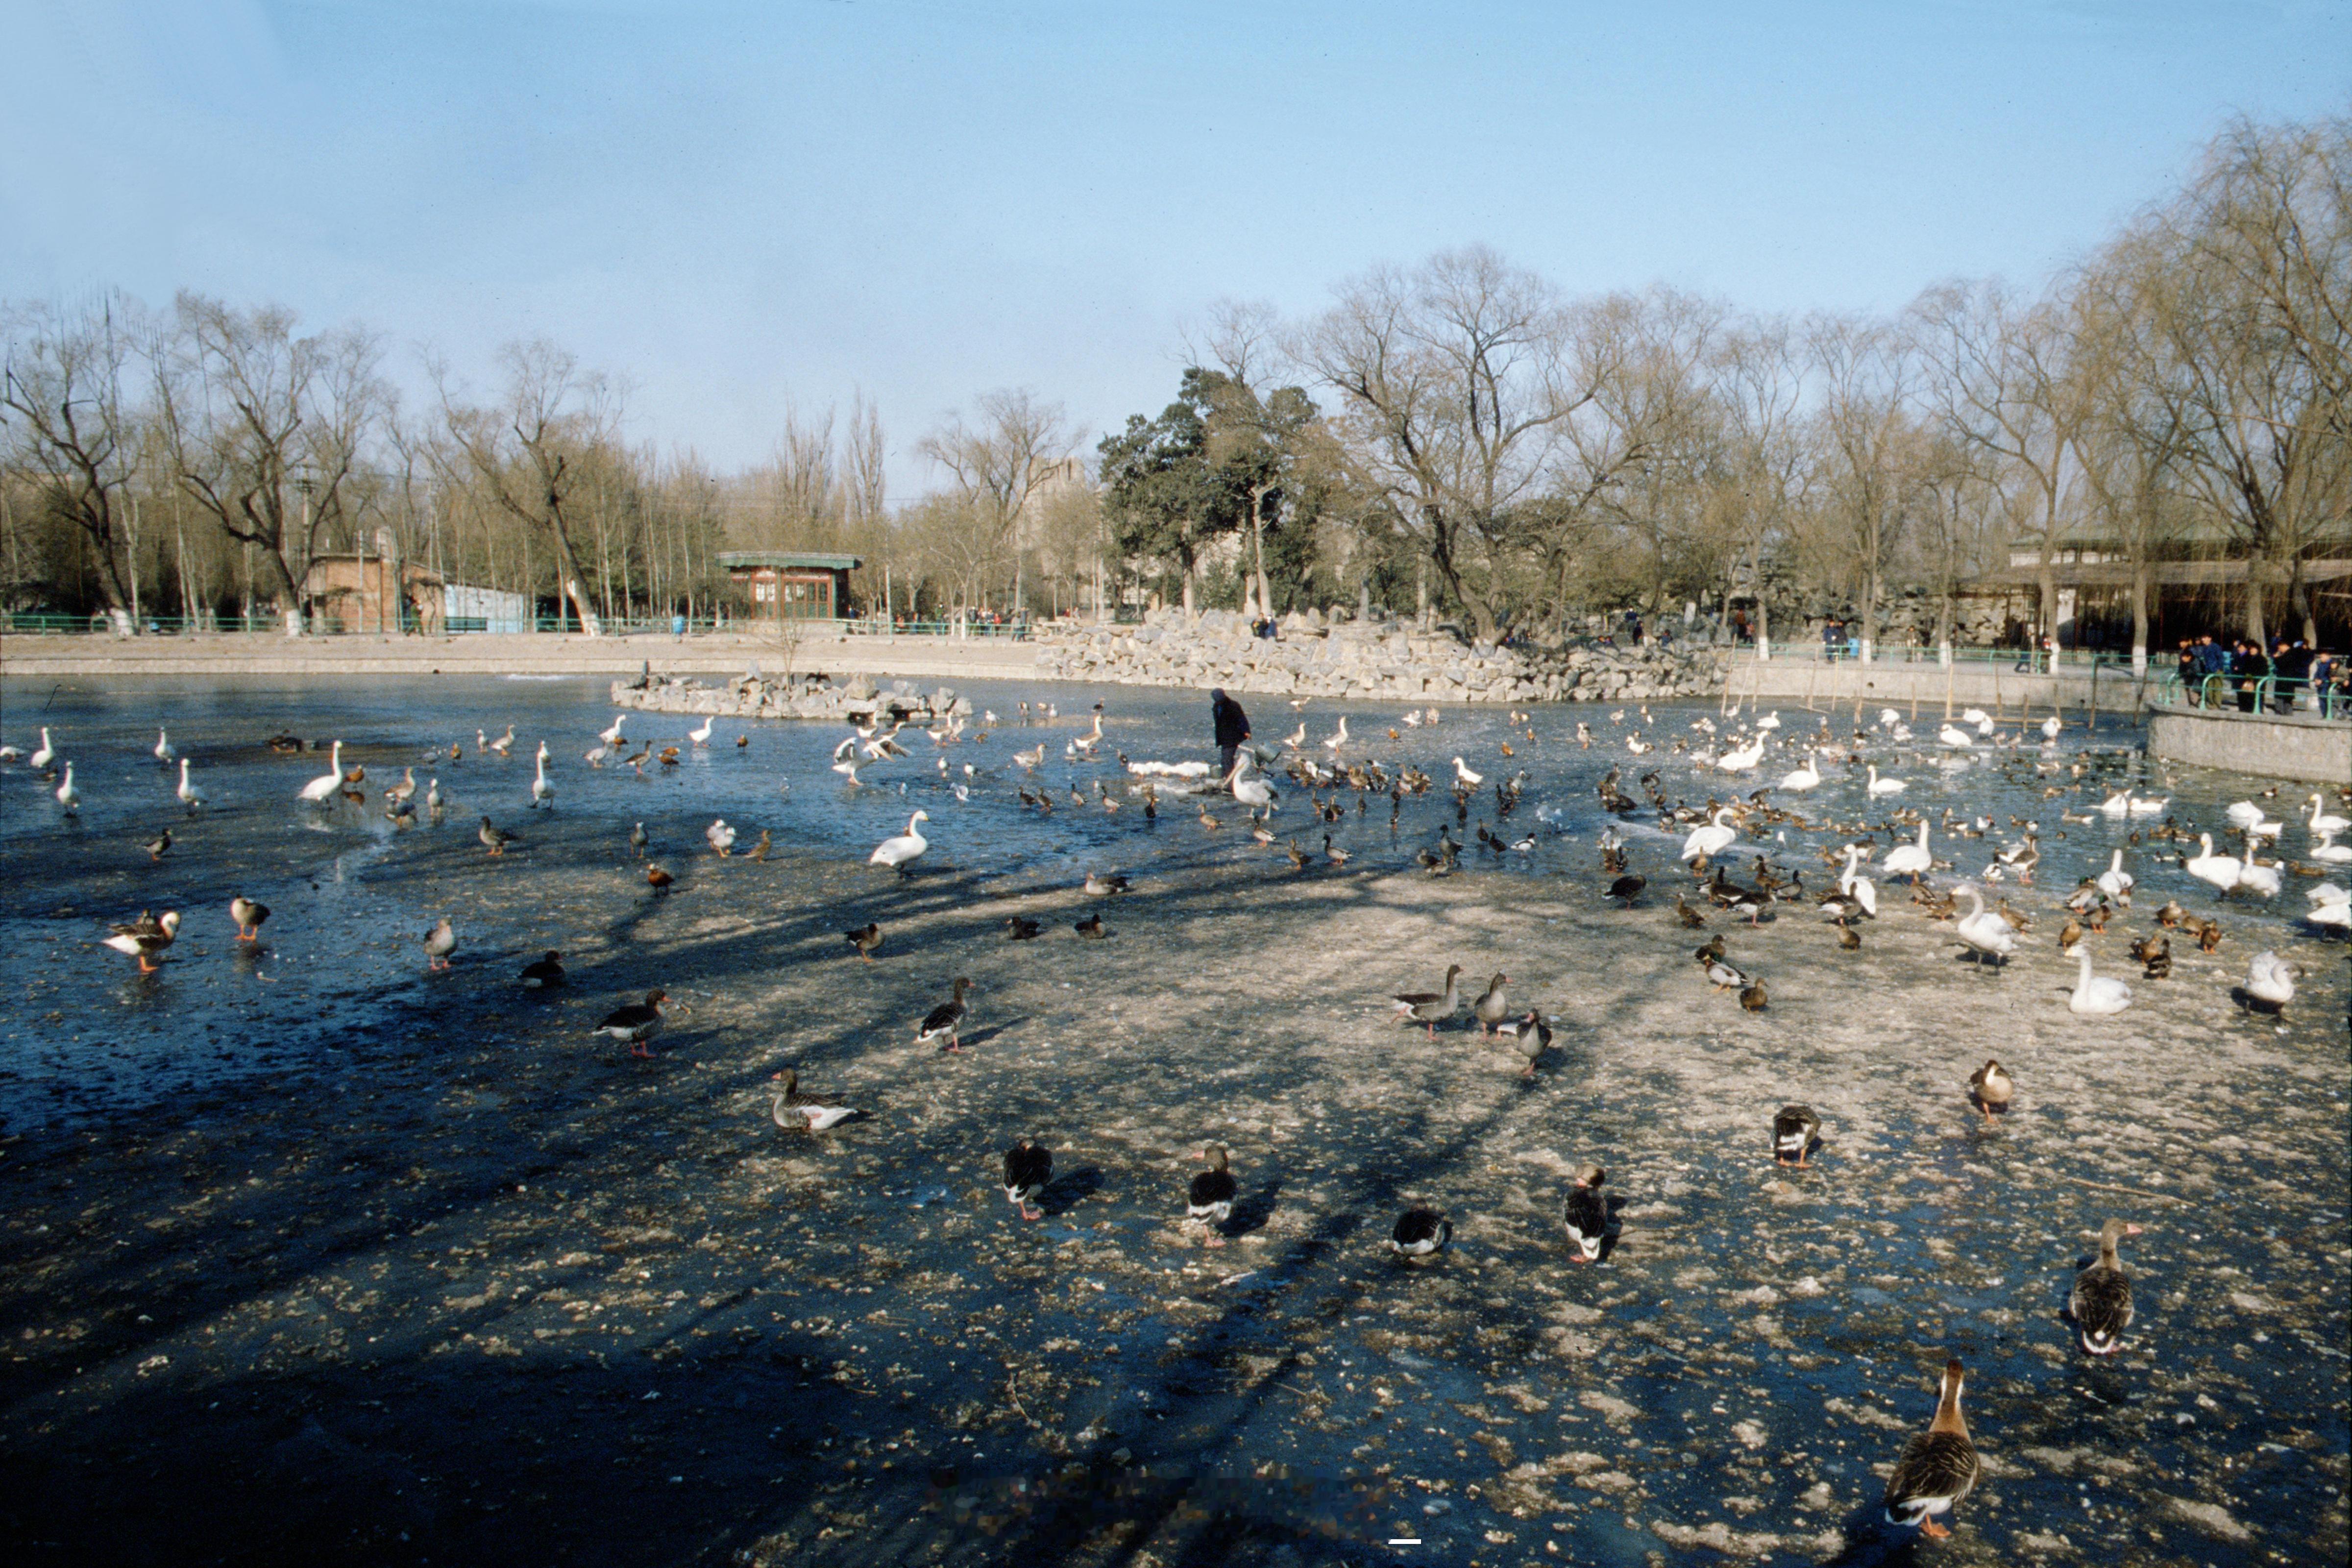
[520,951,566,988]
[1563,1165,1609,1262]
[594,989,669,1057]
[1390,1209,1452,1258]
[1392,964,1463,1036]
[103,910,180,974]
[773,1070,855,1132]
[1187,1145,1239,1246]
[1771,1103,1819,1166]
[229,895,270,943]
[1003,916,1042,940]
[1002,1138,1052,1220]
[844,923,882,962]
[2069,1218,2142,1355]
[918,977,972,1051]
[1882,1359,1979,1539]
[1967,1059,2012,1120]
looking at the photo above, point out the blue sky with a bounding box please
[3,0,2345,492]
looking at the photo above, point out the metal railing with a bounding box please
[1737,641,2100,671]
[2152,671,2348,717]
[843,619,1032,639]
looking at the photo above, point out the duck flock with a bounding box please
[4,687,2346,1549]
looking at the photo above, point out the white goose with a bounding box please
[1778,751,1821,792]
[29,728,56,772]
[176,757,205,814]
[599,715,628,746]
[1323,716,1349,752]
[299,741,346,804]
[1679,806,1738,863]
[153,728,174,765]
[54,761,79,815]
[1866,764,1906,796]
[1283,723,1306,747]
[2245,951,2296,1014]
[1452,756,1484,787]
[2184,833,2241,897]
[530,743,555,808]
[2095,849,2133,904]
[1955,885,2016,966]
[1882,821,1934,881]
[2068,951,2132,1016]
[2040,716,2061,742]
[869,809,930,871]
[687,714,715,747]
[2308,794,2350,838]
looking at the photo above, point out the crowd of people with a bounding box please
[2176,634,2345,716]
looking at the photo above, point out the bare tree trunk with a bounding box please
[2129,563,2150,676]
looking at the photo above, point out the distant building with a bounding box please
[443,584,535,634]
[717,552,861,622]
[303,552,444,634]
[1980,521,2352,648]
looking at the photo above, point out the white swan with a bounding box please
[2068,951,2132,1016]
[1975,714,1995,736]
[2095,849,2133,904]
[1229,757,1275,809]
[1865,764,1906,796]
[1679,806,1738,863]
[1882,821,1933,881]
[299,741,346,804]
[1876,708,1900,728]
[869,809,930,870]
[1955,886,2016,966]
[54,761,79,815]
[2306,883,2350,930]
[2183,833,2241,897]
[1323,716,1349,752]
[1838,845,1878,917]
[2308,794,2350,838]
[28,728,55,772]
[530,744,554,808]
[2098,790,2131,817]
[1717,735,1765,772]
[2234,848,2281,899]
[153,728,174,765]
[2127,794,2168,816]
[2040,716,2061,741]
[1452,756,1484,787]
[1938,724,1974,748]
[1756,711,1780,730]
[2311,831,2352,865]
[1960,708,1989,725]
[2246,951,2296,1012]
[1778,751,1821,791]
[176,757,205,814]
[2224,800,2264,828]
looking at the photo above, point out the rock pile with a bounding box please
[610,672,971,724]
[1030,609,1727,704]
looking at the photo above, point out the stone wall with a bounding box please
[1029,608,1729,704]
[2148,705,2352,784]
[610,673,970,724]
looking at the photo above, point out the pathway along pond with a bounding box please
[0,675,2344,1568]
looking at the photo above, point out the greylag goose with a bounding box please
[1496,1011,1551,1077]
[594,989,669,1057]
[1186,1145,1238,1246]
[1003,916,1041,940]
[421,917,458,971]
[519,951,565,988]
[1002,1138,1052,1219]
[229,895,270,943]
[629,821,649,858]
[1471,972,1511,1035]
[1771,1103,1819,1165]
[843,923,882,961]
[478,816,517,856]
[774,1070,856,1132]
[1390,1209,1451,1258]
[1392,964,1463,1036]
[1073,911,1111,939]
[1082,871,1130,896]
[1882,1360,1979,1538]
[104,910,180,973]
[1563,1165,1608,1262]
[2069,1218,2142,1355]
[1967,1059,2012,1120]
[917,977,972,1051]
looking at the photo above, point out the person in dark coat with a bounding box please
[1211,688,1250,781]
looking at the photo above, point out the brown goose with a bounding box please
[918,977,972,1052]
[2069,1218,2142,1355]
[1496,1011,1551,1078]
[1002,1138,1052,1220]
[1967,1059,2012,1121]
[1882,1359,1979,1538]
[771,1070,854,1132]
[1471,972,1512,1035]
[103,910,181,974]
[1771,1103,1818,1165]
[1391,964,1463,1037]
[593,989,669,1057]
[1186,1145,1238,1247]
[1562,1164,1608,1262]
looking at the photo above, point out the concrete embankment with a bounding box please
[1727,654,2151,718]
[0,628,1040,683]
[2148,704,2352,784]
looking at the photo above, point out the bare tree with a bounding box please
[1708,318,1811,658]
[1806,313,1916,662]
[0,294,146,633]
[917,388,1073,617]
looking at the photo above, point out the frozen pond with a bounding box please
[0,674,2343,1566]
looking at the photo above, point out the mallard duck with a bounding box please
[2069,1219,2142,1355]
[1002,1138,1052,1219]
[1390,1209,1451,1258]
[1703,957,1750,993]
[1605,873,1645,907]
[1392,964,1463,1036]
[103,910,180,974]
[1883,1360,1979,1537]
[1563,1165,1609,1262]
[1675,895,1706,928]
[230,895,270,943]
[520,951,565,988]
[844,922,882,962]
[1003,916,1041,940]
[1967,1059,2012,1120]
[594,989,669,1057]
[421,917,457,971]
[1186,1145,1238,1246]
[1471,972,1511,1035]
[918,977,972,1051]
[1074,912,1110,940]
[1693,934,1726,965]
[1771,1103,1818,1164]
[748,829,772,861]
[1739,979,1768,1011]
